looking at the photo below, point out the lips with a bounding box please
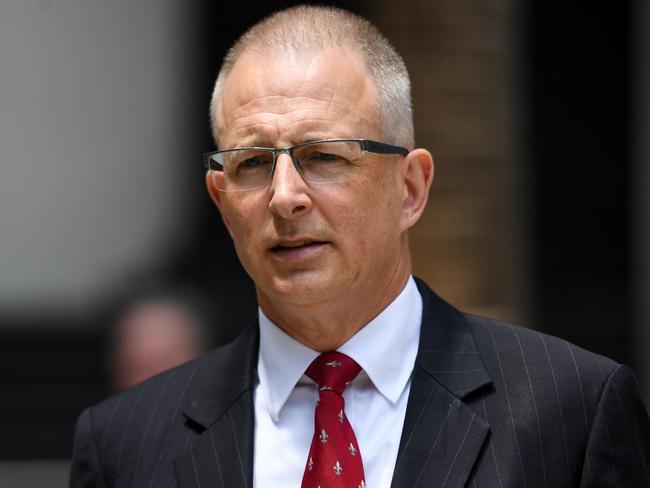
[269,239,329,261]
[273,239,320,250]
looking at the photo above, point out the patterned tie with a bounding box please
[301,352,366,488]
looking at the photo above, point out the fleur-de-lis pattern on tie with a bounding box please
[301,352,366,488]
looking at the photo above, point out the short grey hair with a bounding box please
[210,5,414,148]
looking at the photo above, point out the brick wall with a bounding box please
[373,1,530,323]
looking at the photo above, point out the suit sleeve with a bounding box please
[581,364,650,487]
[69,408,108,488]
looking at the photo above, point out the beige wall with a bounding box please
[373,1,530,324]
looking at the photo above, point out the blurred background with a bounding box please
[0,0,647,485]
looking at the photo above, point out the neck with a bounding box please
[257,256,411,352]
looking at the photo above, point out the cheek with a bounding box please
[331,180,402,255]
[221,201,259,254]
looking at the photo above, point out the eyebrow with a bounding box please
[236,132,353,149]
[228,135,268,148]
[229,125,355,149]
[300,131,343,143]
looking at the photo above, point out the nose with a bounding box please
[268,153,312,219]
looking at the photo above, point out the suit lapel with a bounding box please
[391,280,492,487]
[174,325,259,488]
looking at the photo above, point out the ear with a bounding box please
[399,148,434,232]
[205,172,233,234]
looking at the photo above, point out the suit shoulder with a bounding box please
[462,312,622,398]
[71,326,258,487]
[458,313,645,462]
[89,353,200,421]
[87,324,258,436]
[415,278,623,384]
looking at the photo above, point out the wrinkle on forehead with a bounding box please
[216,46,380,148]
[232,119,352,148]
[228,105,353,147]
[233,91,336,117]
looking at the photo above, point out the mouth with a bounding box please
[273,239,320,250]
[269,239,329,261]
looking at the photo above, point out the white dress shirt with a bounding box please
[253,276,423,488]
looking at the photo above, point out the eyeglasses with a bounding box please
[203,138,409,192]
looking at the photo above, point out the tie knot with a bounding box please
[306,352,361,395]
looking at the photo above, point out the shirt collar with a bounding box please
[257,276,422,421]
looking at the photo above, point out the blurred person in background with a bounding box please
[70,5,649,488]
[110,291,211,391]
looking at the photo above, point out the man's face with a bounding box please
[211,46,412,311]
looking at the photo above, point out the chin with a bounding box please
[262,270,348,306]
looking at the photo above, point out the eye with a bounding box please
[236,155,271,171]
[307,152,343,162]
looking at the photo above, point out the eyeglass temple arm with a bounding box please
[203,153,222,171]
[361,140,409,156]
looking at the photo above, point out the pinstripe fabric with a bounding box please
[70,325,258,488]
[70,279,649,487]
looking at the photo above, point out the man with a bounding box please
[70,5,649,488]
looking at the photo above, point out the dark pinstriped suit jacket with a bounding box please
[70,279,649,487]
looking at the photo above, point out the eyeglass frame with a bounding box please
[203,138,410,191]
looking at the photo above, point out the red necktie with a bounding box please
[301,352,366,488]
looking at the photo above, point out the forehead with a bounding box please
[216,46,380,147]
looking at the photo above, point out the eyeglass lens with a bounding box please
[211,140,363,191]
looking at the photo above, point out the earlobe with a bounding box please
[206,171,220,205]
[400,148,434,231]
